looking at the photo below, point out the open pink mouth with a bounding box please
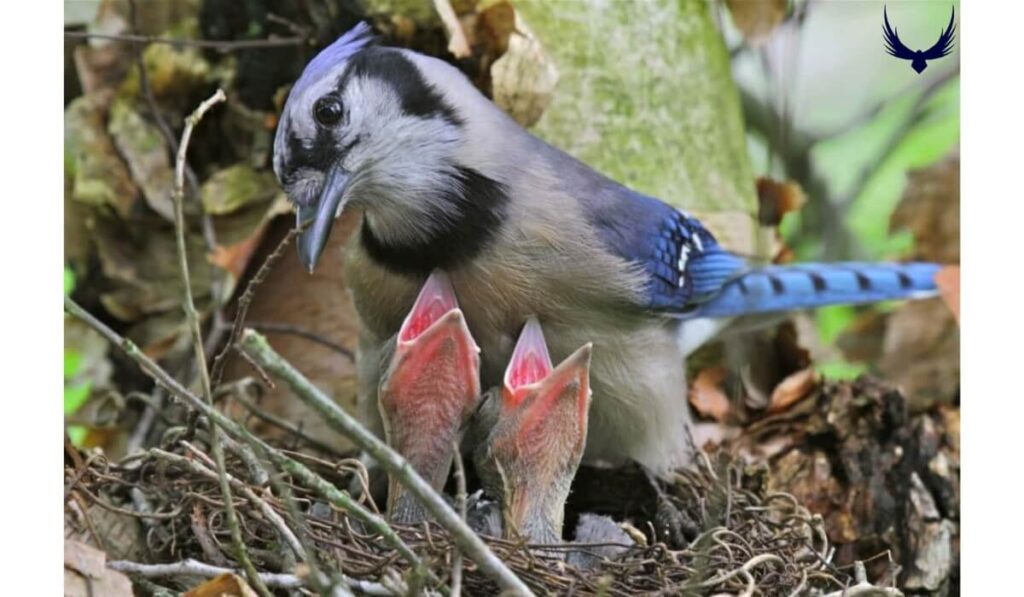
[503,318,554,407]
[399,271,461,343]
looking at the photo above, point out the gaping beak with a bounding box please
[484,318,593,544]
[378,270,481,523]
[297,165,350,273]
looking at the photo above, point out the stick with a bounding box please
[239,329,535,596]
[169,88,270,597]
[107,559,392,595]
[64,30,305,52]
[63,297,437,589]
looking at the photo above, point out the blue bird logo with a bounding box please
[883,5,956,74]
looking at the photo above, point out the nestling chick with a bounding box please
[377,270,480,523]
[273,23,942,473]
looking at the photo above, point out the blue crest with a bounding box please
[293,22,376,95]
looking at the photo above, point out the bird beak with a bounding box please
[297,164,350,273]
[488,318,593,543]
[379,270,481,523]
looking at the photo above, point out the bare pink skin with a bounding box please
[378,271,481,523]
[487,318,592,544]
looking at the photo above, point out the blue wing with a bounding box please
[588,189,940,318]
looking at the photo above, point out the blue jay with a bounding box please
[272,23,940,473]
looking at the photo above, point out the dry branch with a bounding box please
[239,329,535,596]
[63,297,438,589]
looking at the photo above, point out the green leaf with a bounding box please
[64,349,83,379]
[64,266,75,296]
[816,305,857,345]
[67,425,88,447]
[816,360,867,380]
[64,381,92,416]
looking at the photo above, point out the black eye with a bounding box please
[314,96,344,126]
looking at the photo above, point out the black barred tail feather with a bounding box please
[692,262,941,319]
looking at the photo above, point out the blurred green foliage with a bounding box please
[64,266,89,446]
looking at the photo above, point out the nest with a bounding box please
[65,431,873,596]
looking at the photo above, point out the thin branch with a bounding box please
[107,558,390,594]
[450,440,467,597]
[170,88,270,597]
[210,228,300,389]
[224,380,347,457]
[239,329,535,596]
[247,321,355,361]
[63,297,437,588]
[63,30,306,52]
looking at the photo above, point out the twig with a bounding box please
[210,228,299,389]
[239,329,535,596]
[63,30,306,52]
[247,321,355,361]
[450,440,467,597]
[108,559,371,591]
[62,297,437,588]
[168,88,271,597]
[224,379,346,457]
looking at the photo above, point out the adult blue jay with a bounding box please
[272,23,940,473]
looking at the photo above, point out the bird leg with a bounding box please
[482,318,592,545]
[378,270,481,523]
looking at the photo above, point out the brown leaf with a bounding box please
[756,176,805,227]
[769,367,817,413]
[890,156,959,263]
[490,12,558,128]
[210,230,266,282]
[184,573,259,597]
[689,367,732,422]
[64,540,133,597]
[934,266,959,324]
[725,0,788,47]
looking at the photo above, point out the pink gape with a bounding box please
[378,271,480,523]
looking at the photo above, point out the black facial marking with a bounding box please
[360,167,508,275]
[768,274,785,295]
[809,272,827,292]
[343,47,462,126]
[854,271,872,291]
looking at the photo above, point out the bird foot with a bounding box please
[378,270,481,523]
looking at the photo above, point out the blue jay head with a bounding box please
[273,23,505,273]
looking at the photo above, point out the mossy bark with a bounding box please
[514,0,758,250]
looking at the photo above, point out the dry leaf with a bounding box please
[890,156,959,264]
[934,266,959,324]
[490,12,558,128]
[184,573,259,597]
[756,176,805,227]
[210,231,266,282]
[689,367,731,422]
[64,539,133,597]
[725,0,788,47]
[769,367,817,413]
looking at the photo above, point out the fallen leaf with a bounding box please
[769,367,817,413]
[725,0,788,47]
[210,229,266,282]
[108,97,175,221]
[934,266,959,324]
[65,95,140,218]
[890,156,959,264]
[756,176,805,227]
[689,367,731,422]
[490,11,558,128]
[64,539,133,597]
[201,164,279,216]
[184,573,259,597]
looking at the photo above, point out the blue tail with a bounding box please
[693,262,941,319]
